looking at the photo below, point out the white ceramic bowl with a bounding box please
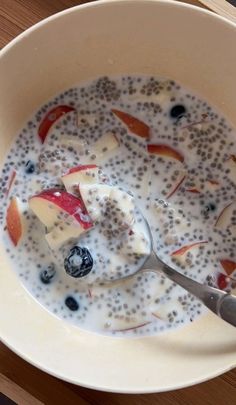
[0,0,236,393]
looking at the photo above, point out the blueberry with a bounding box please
[204,202,216,212]
[170,105,186,119]
[25,160,35,174]
[40,264,56,284]
[64,246,93,278]
[65,296,79,311]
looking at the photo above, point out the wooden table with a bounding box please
[0,1,235,404]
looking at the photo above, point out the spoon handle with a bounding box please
[156,258,236,327]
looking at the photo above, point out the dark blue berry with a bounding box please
[205,202,216,213]
[40,264,56,284]
[202,202,216,218]
[64,246,93,278]
[25,160,35,174]
[170,105,186,119]
[65,296,79,311]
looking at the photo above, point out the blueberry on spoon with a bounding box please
[64,246,93,278]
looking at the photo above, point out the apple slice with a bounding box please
[225,154,236,185]
[215,201,236,229]
[220,259,236,276]
[171,240,208,268]
[147,144,184,163]
[112,321,152,333]
[45,220,89,249]
[109,187,135,226]
[79,184,112,221]
[5,169,17,197]
[171,241,208,257]
[62,165,99,194]
[6,197,24,246]
[60,135,87,152]
[91,132,119,161]
[217,273,228,290]
[112,109,150,139]
[185,188,201,194]
[29,188,92,231]
[125,225,151,256]
[166,173,186,199]
[38,105,75,143]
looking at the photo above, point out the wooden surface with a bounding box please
[198,0,236,23]
[0,1,236,404]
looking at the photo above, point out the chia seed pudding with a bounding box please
[1,75,236,336]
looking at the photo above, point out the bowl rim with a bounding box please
[1,0,236,57]
[0,0,236,393]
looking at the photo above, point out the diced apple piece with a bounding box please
[79,184,112,221]
[29,188,92,231]
[217,273,230,290]
[5,169,17,197]
[185,179,219,194]
[6,197,24,246]
[111,321,152,333]
[147,144,184,163]
[38,105,75,143]
[60,135,87,152]
[126,226,151,256]
[112,109,150,139]
[171,241,208,266]
[92,132,119,159]
[62,165,99,194]
[182,120,210,131]
[166,173,186,199]
[215,201,236,229]
[225,155,236,185]
[109,188,135,226]
[171,241,208,257]
[45,220,88,249]
[220,259,236,276]
[206,179,220,191]
[185,188,201,194]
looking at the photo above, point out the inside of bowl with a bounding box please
[0,0,236,393]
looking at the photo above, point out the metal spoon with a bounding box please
[116,211,236,328]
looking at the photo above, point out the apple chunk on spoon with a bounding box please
[62,165,99,194]
[103,207,236,328]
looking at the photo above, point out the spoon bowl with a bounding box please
[111,208,236,328]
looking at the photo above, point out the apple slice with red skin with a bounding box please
[216,272,236,291]
[29,188,92,230]
[220,259,236,276]
[6,197,24,246]
[207,179,220,186]
[215,201,236,228]
[111,321,151,333]
[171,240,208,256]
[62,164,99,194]
[38,105,75,143]
[147,144,184,163]
[185,188,201,194]
[217,273,229,290]
[112,109,150,139]
[167,174,186,199]
[225,154,236,185]
[5,170,17,197]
